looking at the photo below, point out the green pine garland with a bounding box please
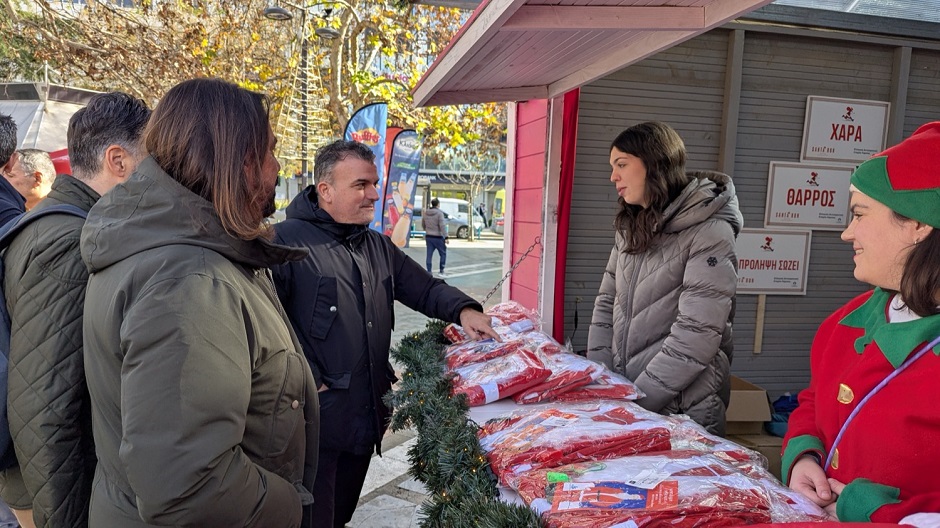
[385,321,541,528]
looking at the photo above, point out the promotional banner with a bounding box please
[382,130,421,248]
[344,102,388,231]
[384,126,402,176]
[800,96,889,164]
[763,161,854,230]
[736,229,812,295]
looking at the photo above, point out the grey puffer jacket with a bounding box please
[81,157,318,527]
[587,171,742,436]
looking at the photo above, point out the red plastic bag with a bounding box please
[442,301,541,344]
[478,402,674,485]
[451,349,551,406]
[442,319,536,344]
[515,452,796,528]
[512,352,604,404]
[550,369,644,403]
[486,301,540,327]
[444,337,527,370]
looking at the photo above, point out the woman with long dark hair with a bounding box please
[784,122,940,525]
[81,78,318,527]
[587,121,742,435]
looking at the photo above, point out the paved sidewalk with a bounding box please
[348,232,505,527]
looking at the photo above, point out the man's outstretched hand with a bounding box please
[459,307,500,341]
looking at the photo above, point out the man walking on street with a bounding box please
[0,92,150,528]
[423,197,447,276]
[272,140,498,528]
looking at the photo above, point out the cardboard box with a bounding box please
[725,376,772,435]
[727,434,784,480]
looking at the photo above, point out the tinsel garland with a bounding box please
[385,320,542,528]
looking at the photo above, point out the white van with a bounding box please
[412,196,486,238]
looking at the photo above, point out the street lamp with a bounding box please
[264,0,359,188]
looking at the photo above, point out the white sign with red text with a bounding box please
[736,229,812,295]
[764,162,853,230]
[800,96,889,164]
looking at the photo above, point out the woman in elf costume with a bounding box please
[783,122,940,525]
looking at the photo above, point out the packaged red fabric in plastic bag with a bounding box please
[715,456,828,524]
[443,329,563,370]
[512,352,604,404]
[550,368,644,403]
[442,318,536,344]
[515,452,789,528]
[444,337,527,370]
[442,301,541,344]
[477,402,673,485]
[519,330,566,355]
[665,417,768,468]
[487,301,540,327]
[451,349,551,406]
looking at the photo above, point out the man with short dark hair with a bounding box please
[0,92,150,528]
[272,139,498,528]
[6,149,55,210]
[0,113,25,226]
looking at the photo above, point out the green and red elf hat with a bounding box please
[850,121,940,228]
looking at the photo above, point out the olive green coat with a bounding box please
[81,157,318,527]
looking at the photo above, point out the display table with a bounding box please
[389,320,907,527]
[751,524,904,527]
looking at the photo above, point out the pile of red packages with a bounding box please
[444,302,643,405]
[477,402,674,485]
[515,451,827,528]
[546,369,644,403]
[451,349,552,406]
[475,399,826,525]
[436,301,829,526]
[511,352,604,404]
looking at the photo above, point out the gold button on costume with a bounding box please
[831,448,840,469]
[838,383,854,404]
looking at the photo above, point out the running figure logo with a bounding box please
[761,237,775,252]
[806,171,819,186]
[842,106,855,121]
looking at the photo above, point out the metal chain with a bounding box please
[481,236,542,305]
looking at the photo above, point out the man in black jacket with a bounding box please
[0,113,25,227]
[272,140,497,528]
[0,92,150,528]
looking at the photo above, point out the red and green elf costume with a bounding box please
[782,121,940,523]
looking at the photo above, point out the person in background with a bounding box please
[587,121,742,436]
[271,140,497,528]
[0,113,24,226]
[0,92,150,528]
[423,197,448,276]
[476,201,488,227]
[80,78,318,527]
[783,122,940,526]
[6,149,55,209]
[0,112,17,528]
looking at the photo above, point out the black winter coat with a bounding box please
[273,187,481,454]
[0,175,99,526]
